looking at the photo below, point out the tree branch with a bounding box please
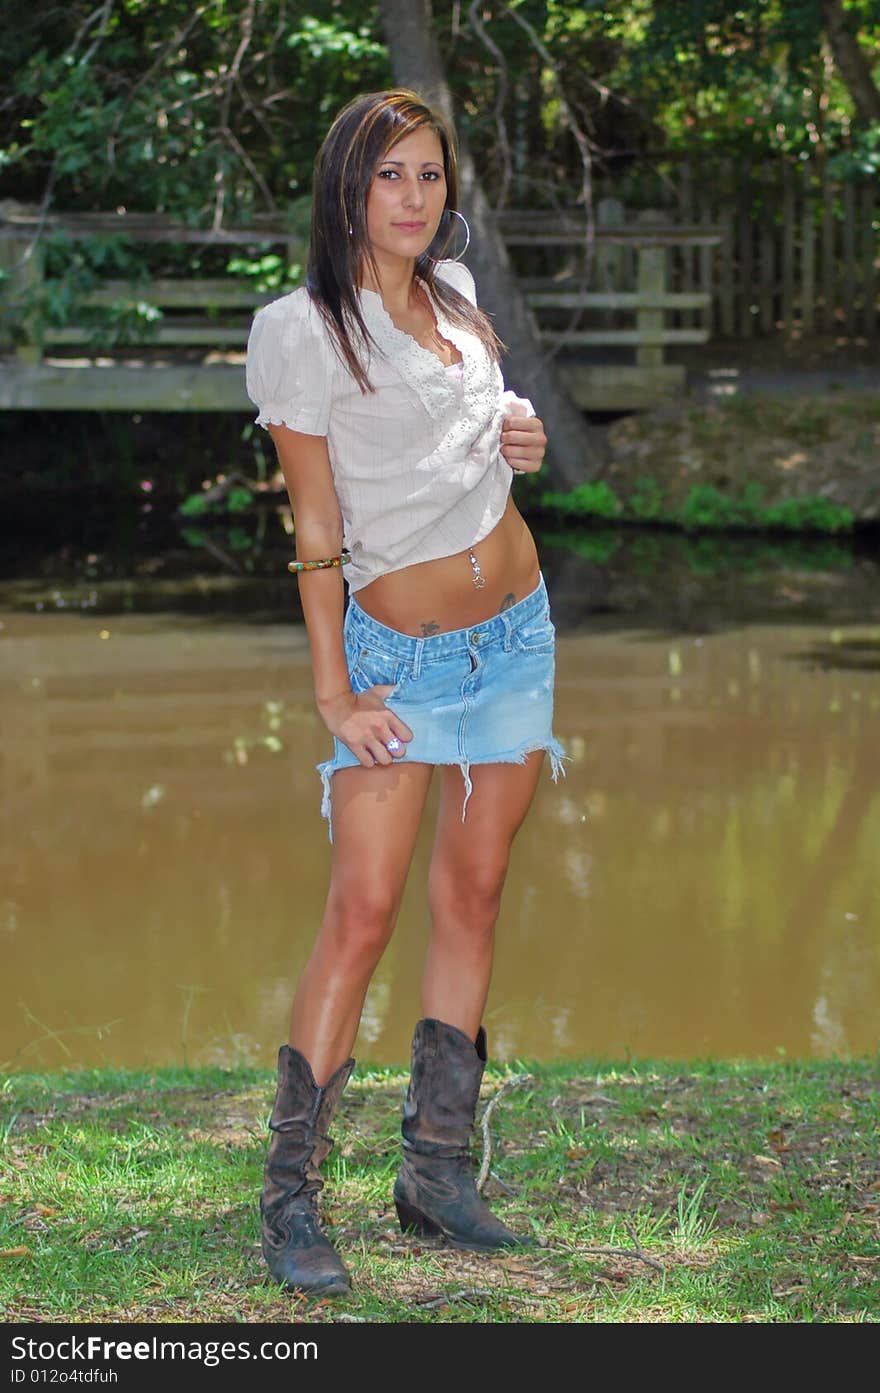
[466,2,513,210]
[476,1072,532,1193]
[212,0,257,231]
[106,4,214,167]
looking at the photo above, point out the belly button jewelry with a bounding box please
[467,547,486,588]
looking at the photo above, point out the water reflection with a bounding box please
[1,549,878,1069]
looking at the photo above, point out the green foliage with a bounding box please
[537,477,855,535]
[0,2,390,221]
[677,483,854,534]
[625,0,875,158]
[178,525,208,546]
[1,0,875,228]
[827,122,880,179]
[538,481,623,519]
[759,495,856,534]
[628,474,666,520]
[226,524,255,550]
[677,482,765,529]
[179,484,254,517]
[226,486,256,514]
[7,229,163,346]
[226,253,302,294]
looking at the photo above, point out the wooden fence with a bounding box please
[0,203,719,412]
[3,151,872,417]
[586,155,877,340]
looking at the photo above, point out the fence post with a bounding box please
[596,197,625,332]
[862,177,877,338]
[717,157,735,338]
[0,201,43,363]
[801,163,816,334]
[635,208,666,366]
[781,161,795,335]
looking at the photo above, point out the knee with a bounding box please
[323,882,398,965]
[427,858,507,930]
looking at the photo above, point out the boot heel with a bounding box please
[395,1198,442,1238]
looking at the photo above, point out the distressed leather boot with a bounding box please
[393,1018,534,1252]
[260,1045,355,1295]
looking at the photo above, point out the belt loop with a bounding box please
[412,637,423,680]
[501,612,513,652]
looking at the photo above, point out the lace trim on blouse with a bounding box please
[356,278,491,425]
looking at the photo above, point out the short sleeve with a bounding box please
[245,288,336,435]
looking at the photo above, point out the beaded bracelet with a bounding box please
[287,551,351,573]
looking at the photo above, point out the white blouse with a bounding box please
[245,259,535,593]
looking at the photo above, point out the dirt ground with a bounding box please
[575,334,880,524]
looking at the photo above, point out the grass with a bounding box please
[1,1056,878,1324]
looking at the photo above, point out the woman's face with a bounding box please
[363,126,448,270]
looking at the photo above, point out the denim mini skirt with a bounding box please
[315,571,569,843]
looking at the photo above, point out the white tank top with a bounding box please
[245,260,535,592]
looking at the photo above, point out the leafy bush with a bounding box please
[536,478,855,536]
[538,481,623,519]
[760,496,855,534]
[677,482,762,529]
[178,482,255,517]
[226,253,303,295]
[676,482,853,533]
[627,474,666,520]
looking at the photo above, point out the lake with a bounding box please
[1,520,878,1068]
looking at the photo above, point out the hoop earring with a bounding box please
[446,208,470,262]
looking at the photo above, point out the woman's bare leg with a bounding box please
[289,760,434,1082]
[422,752,545,1039]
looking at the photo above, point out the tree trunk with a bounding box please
[377,0,603,488]
[820,0,880,126]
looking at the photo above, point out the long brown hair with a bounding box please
[306,89,503,392]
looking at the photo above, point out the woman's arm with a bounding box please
[269,425,350,709]
[268,424,412,766]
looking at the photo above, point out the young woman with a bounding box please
[246,89,569,1298]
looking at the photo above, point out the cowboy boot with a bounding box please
[393,1017,534,1252]
[260,1044,355,1295]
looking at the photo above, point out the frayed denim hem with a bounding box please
[315,739,570,845]
[458,736,570,821]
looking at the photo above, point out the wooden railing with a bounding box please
[0,201,721,411]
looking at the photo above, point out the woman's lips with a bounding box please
[393,222,427,231]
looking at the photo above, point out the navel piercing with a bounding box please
[467,547,486,588]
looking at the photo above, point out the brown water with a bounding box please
[1,594,878,1069]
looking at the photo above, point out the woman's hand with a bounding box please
[318,685,413,767]
[500,404,547,474]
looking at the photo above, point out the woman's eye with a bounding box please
[376,170,442,180]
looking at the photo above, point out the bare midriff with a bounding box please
[351,492,541,637]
